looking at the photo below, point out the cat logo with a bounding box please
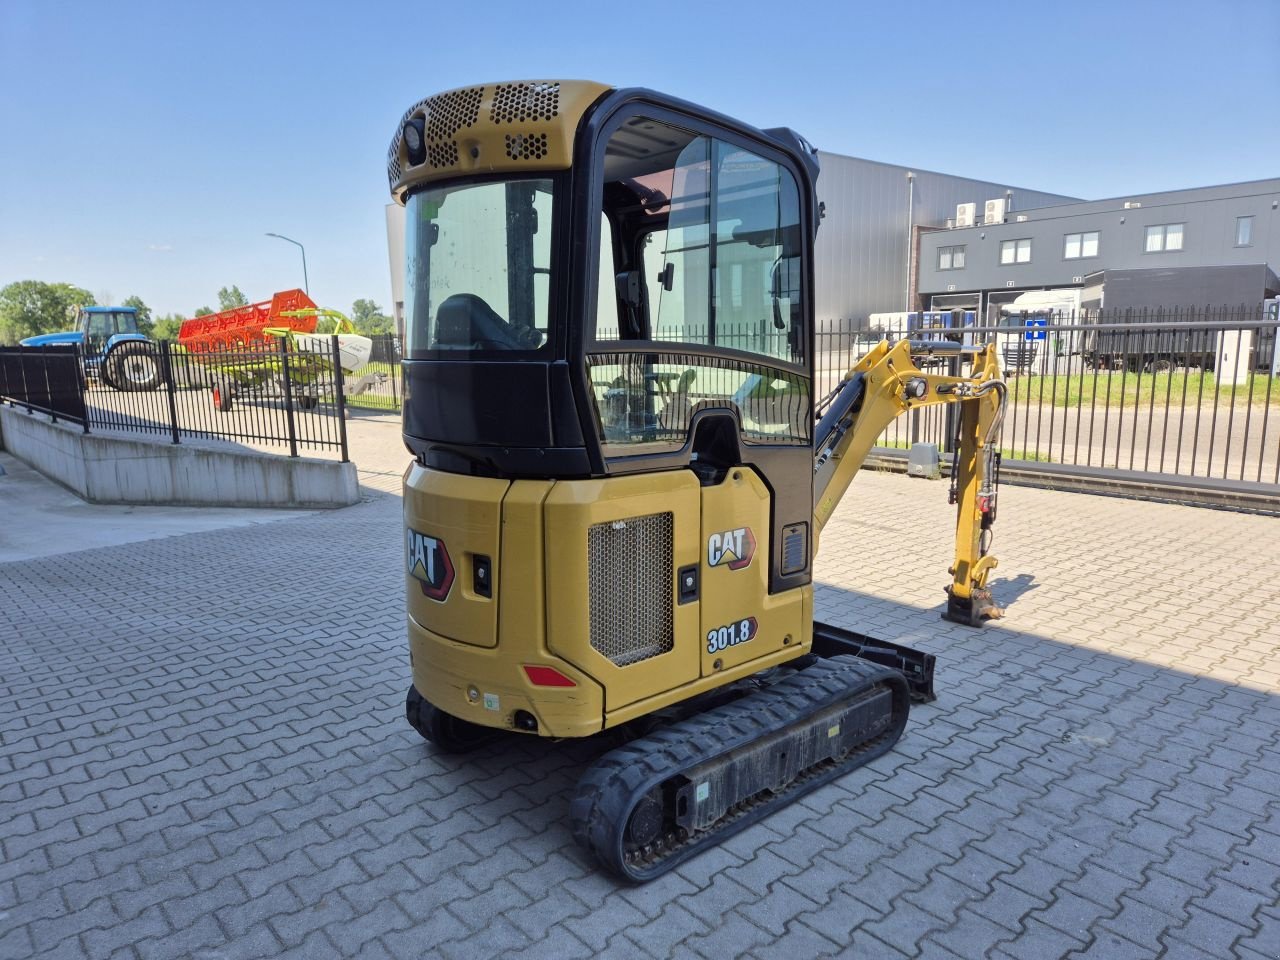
[405,528,455,601]
[707,527,755,570]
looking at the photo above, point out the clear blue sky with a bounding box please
[2,0,1277,318]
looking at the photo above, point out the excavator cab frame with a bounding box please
[390,81,1007,881]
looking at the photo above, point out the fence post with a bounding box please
[20,349,32,414]
[332,335,349,463]
[278,336,299,458]
[42,347,57,425]
[389,334,399,408]
[161,341,180,444]
[76,343,89,434]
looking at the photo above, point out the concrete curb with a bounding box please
[0,405,358,508]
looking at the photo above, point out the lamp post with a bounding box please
[265,232,309,295]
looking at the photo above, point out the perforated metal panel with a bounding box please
[505,133,549,161]
[387,80,611,197]
[587,513,674,667]
[425,86,484,142]
[427,140,459,168]
[490,81,561,124]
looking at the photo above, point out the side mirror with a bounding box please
[657,262,675,292]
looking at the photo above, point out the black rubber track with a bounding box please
[569,656,910,882]
[405,685,501,754]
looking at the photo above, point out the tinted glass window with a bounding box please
[594,119,803,365]
[591,116,809,456]
[404,179,553,355]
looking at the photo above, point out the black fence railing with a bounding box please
[344,333,402,412]
[815,305,1280,485]
[7,310,1278,487]
[1,337,369,461]
[0,345,88,426]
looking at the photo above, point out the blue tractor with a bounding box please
[20,305,162,391]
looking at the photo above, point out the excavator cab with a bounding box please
[389,81,1006,880]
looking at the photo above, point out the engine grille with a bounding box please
[587,513,674,667]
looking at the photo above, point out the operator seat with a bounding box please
[433,293,525,349]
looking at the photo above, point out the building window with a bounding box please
[1236,216,1254,247]
[1144,223,1184,252]
[999,238,1031,265]
[937,245,966,270]
[1064,231,1099,259]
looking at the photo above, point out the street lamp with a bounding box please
[265,232,309,295]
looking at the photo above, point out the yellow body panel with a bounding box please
[407,618,607,738]
[403,464,507,648]
[699,469,807,675]
[543,471,702,712]
[407,473,608,737]
[403,464,818,738]
[390,80,613,202]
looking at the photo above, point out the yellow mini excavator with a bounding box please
[388,81,1007,881]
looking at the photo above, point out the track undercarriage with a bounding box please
[408,630,933,883]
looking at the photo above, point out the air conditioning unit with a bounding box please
[984,198,1007,224]
[955,203,976,228]
[1124,201,1142,209]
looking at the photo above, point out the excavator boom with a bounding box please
[814,337,1007,625]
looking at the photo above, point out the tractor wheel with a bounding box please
[106,343,162,391]
[212,383,234,412]
[297,395,320,411]
[405,685,497,754]
[1145,358,1173,374]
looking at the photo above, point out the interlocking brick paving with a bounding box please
[2,457,1278,959]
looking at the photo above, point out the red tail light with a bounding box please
[522,665,577,687]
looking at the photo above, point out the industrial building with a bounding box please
[916,178,1280,320]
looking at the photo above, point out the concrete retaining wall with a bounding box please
[0,405,358,508]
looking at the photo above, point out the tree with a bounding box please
[350,298,394,336]
[194,306,214,317]
[0,280,95,344]
[217,286,249,310]
[150,313,184,341]
[122,295,153,337]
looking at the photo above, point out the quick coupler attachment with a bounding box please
[942,585,1005,628]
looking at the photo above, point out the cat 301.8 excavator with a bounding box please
[388,80,1008,882]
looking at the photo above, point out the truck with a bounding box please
[20,305,161,391]
[996,290,1083,374]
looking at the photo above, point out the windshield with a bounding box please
[404,179,553,356]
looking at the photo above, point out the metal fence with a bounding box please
[816,305,1280,485]
[0,345,87,425]
[6,313,1278,488]
[2,334,405,461]
[354,333,403,412]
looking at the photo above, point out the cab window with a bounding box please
[591,116,809,455]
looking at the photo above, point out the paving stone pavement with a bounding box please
[3,452,1280,959]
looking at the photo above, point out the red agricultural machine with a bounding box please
[176,289,321,354]
[175,289,382,411]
